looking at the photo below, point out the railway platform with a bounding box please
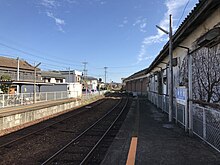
[0,95,103,135]
[101,96,220,165]
[0,98,77,116]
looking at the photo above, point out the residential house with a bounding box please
[83,76,98,92]
[41,71,65,83]
[60,70,82,83]
[0,56,41,94]
[0,56,41,81]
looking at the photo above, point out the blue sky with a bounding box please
[0,0,198,82]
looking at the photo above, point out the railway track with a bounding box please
[0,99,106,149]
[41,97,129,165]
[0,94,131,164]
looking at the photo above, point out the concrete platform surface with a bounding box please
[0,98,79,116]
[101,97,220,165]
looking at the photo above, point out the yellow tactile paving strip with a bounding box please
[126,137,138,165]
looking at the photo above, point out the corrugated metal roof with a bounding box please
[124,0,219,81]
[147,0,220,72]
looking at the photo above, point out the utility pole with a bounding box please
[82,62,88,77]
[104,67,107,84]
[156,14,173,122]
[68,67,71,83]
[17,57,20,94]
[34,62,41,104]
[82,62,88,94]
[168,14,174,123]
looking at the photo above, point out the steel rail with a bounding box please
[41,97,125,165]
[80,97,129,165]
[0,99,106,148]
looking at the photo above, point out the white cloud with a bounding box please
[118,17,128,28]
[133,17,147,33]
[86,0,107,6]
[40,0,68,32]
[123,20,128,24]
[159,0,189,32]
[64,0,78,4]
[95,0,107,5]
[143,34,168,45]
[137,43,157,63]
[46,12,65,32]
[136,0,190,63]
[100,1,106,5]
[41,0,58,8]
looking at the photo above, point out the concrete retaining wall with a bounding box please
[0,96,103,131]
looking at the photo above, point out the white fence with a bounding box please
[0,90,107,108]
[147,91,220,152]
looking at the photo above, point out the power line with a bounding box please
[0,53,83,72]
[108,71,133,74]
[109,65,146,69]
[0,42,48,60]
[0,43,138,81]
[41,62,81,70]
[104,67,108,83]
[0,53,17,58]
[0,41,81,65]
[82,62,88,77]
[90,63,148,70]
[177,0,190,27]
[0,42,82,67]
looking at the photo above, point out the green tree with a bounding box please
[0,74,11,94]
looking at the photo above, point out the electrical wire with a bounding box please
[89,63,148,70]
[0,42,82,66]
[0,42,140,82]
[176,0,190,27]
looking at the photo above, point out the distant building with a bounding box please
[110,82,122,90]
[41,71,65,83]
[60,70,82,83]
[123,68,149,95]
[98,82,106,90]
[0,56,41,81]
[83,76,98,91]
[0,56,41,94]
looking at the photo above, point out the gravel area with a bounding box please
[0,97,121,165]
[0,97,104,137]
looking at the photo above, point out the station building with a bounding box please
[124,0,220,102]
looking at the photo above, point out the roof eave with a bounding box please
[147,0,220,73]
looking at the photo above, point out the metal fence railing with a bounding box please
[0,90,107,108]
[81,91,106,100]
[147,91,186,127]
[146,91,220,152]
[176,103,185,125]
[193,104,220,152]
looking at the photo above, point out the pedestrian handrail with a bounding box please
[0,90,107,108]
[147,90,220,152]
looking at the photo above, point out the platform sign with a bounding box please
[176,87,187,105]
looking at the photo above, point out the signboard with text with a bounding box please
[176,87,187,105]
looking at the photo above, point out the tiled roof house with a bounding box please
[0,56,41,81]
